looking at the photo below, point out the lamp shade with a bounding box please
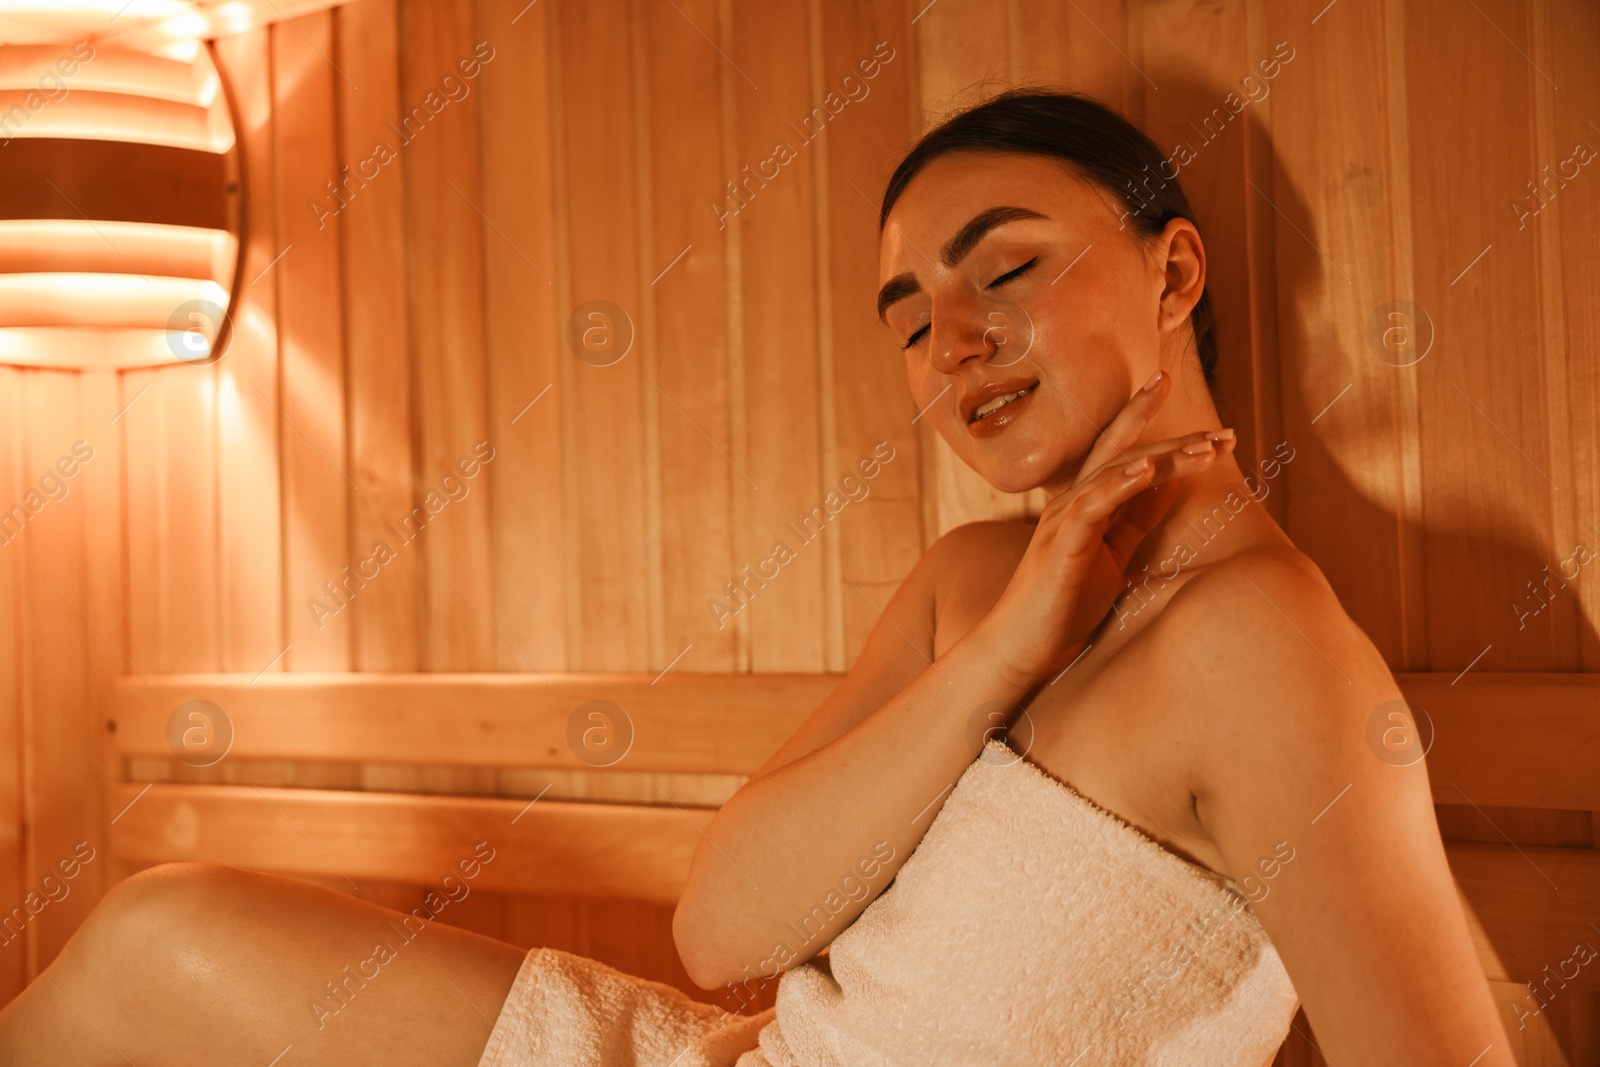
[0,33,243,368]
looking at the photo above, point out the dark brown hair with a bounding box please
[879,88,1218,390]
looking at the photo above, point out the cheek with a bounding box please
[1033,288,1140,393]
[903,354,946,412]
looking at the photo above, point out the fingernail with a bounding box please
[1207,428,1235,442]
[1182,440,1214,455]
[1123,459,1149,476]
[1142,371,1163,393]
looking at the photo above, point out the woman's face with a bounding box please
[877,150,1198,496]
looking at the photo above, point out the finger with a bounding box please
[1043,435,1228,550]
[1071,370,1171,487]
[1081,427,1235,488]
[1043,455,1169,558]
[1103,478,1182,566]
[1053,439,1229,532]
[1038,430,1233,535]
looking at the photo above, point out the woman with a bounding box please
[0,90,1511,1067]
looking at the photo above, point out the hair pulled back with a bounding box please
[879,88,1218,389]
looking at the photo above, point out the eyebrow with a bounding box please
[876,205,1048,322]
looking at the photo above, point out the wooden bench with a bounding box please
[107,671,1599,1061]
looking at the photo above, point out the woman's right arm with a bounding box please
[671,549,1038,990]
[672,374,1235,990]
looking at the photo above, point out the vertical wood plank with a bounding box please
[1536,0,1600,670]
[804,0,845,681]
[0,366,24,1002]
[817,1,924,667]
[400,0,496,672]
[1238,0,1286,532]
[729,0,828,672]
[475,0,568,673]
[75,369,123,945]
[1009,0,1133,114]
[553,0,650,670]
[637,0,738,670]
[18,371,99,973]
[214,28,287,676]
[335,0,422,672]
[628,0,668,675]
[1264,0,1411,664]
[1405,0,1550,672]
[1489,976,1581,1066]
[913,0,1010,123]
[273,11,353,671]
[715,0,752,668]
[122,363,219,673]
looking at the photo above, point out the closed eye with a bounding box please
[899,257,1040,350]
[988,257,1038,288]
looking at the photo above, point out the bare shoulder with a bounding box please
[1166,538,1330,608]
[1153,543,1401,769]
[1157,541,1386,690]
[902,517,1029,623]
[924,516,1033,558]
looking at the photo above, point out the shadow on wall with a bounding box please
[1171,69,1595,1067]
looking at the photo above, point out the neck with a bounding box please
[1122,451,1285,590]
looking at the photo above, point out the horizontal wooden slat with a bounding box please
[111,671,838,775]
[112,672,1599,808]
[1401,673,1600,810]
[109,784,1599,953]
[110,783,709,905]
[1451,842,1600,992]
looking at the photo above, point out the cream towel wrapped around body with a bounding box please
[476,738,1300,1067]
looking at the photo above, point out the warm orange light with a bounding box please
[0,2,349,52]
[0,273,227,329]
[0,87,227,150]
[218,369,242,436]
[0,220,235,279]
[0,45,195,103]
[0,326,189,368]
[0,0,348,369]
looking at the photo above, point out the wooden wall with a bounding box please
[1,0,1596,1058]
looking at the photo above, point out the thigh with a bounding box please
[3,863,528,1067]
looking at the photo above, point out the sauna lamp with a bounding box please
[0,1,333,369]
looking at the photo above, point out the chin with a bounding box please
[944,403,1093,497]
[964,441,1066,496]
[977,466,1046,496]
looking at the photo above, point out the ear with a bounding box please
[1155,217,1206,334]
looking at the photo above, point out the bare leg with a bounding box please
[0,863,527,1066]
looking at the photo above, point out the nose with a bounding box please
[926,288,1001,376]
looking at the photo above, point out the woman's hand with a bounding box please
[973,371,1237,687]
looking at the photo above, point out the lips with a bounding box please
[959,379,1040,424]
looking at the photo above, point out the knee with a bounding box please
[76,863,252,972]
